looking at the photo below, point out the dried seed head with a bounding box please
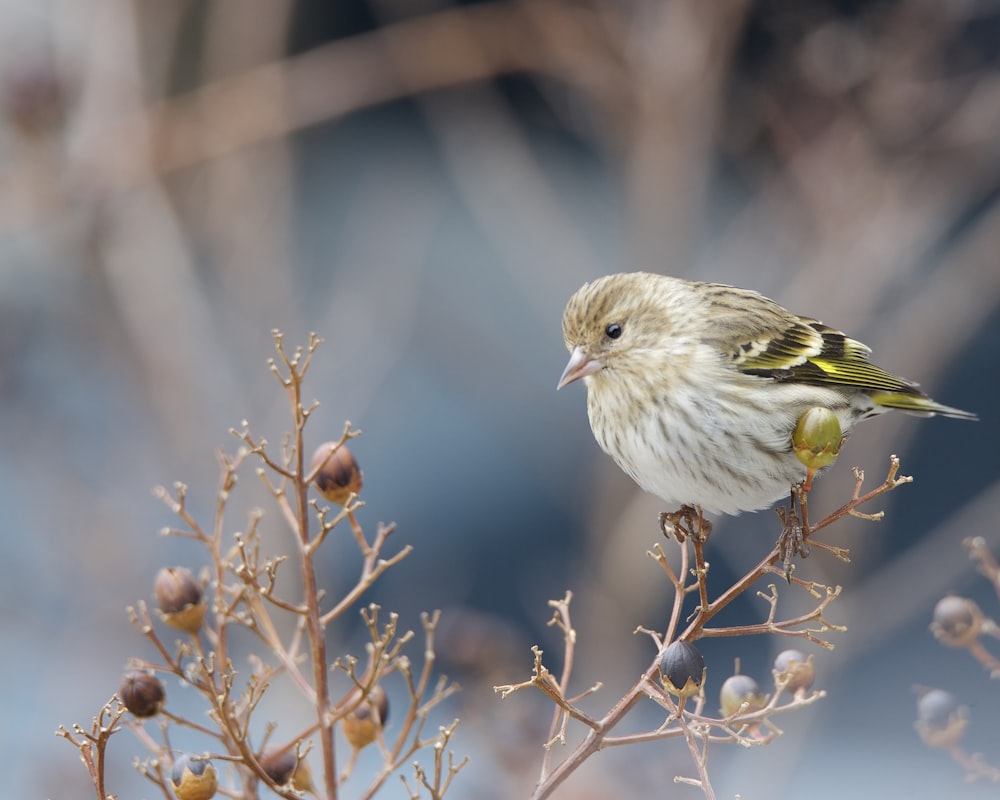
[118,669,165,718]
[719,674,767,718]
[260,746,313,792]
[930,595,983,648]
[792,407,843,470]
[155,567,206,633]
[658,641,706,699]
[342,685,389,749]
[915,688,968,749]
[170,754,218,800]
[311,442,362,505]
[773,649,815,695]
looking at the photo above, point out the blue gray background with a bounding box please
[2,1,999,798]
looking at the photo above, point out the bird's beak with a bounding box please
[558,346,601,389]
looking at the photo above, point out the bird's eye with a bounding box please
[605,322,624,340]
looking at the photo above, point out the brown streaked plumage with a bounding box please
[559,272,975,515]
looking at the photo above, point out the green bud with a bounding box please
[792,407,843,470]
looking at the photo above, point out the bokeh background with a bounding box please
[3,1,1000,798]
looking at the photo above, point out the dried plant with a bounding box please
[58,332,465,799]
[497,457,914,799]
[914,537,1000,784]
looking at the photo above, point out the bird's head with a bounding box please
[558,272,692,390]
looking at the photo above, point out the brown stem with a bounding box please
[287,372,338,798]
[264,333,339,798]
[533,458,910,798]
[682,548,780,641]
[676,710,717,800]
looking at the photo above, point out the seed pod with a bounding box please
[719,674,767,717]
[118,669,165,718]
[915,688,968,749]
[930,595,983,648]
[342,685,389,749]
[260,746,313,792]
[773,649,815,695]
[792,407,843,471]
[170,753,218,800]
[155,567,206,634]
[658,641,706,699]
[310,442,362,505]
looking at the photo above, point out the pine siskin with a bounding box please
[558,272,976,516]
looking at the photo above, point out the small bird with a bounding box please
[558,272,976,516]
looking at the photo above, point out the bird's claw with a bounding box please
[776,485,811,579]
[660,505,712,544]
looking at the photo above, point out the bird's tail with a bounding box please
[870,390,978,420]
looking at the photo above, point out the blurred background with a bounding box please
[3,0,999,797]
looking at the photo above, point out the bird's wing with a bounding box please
[729,316,919,393]
[696,285,975,419]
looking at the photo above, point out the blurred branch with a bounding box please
[2,1,620,234]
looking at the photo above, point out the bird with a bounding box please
[558,272,976,517]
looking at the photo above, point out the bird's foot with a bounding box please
[659,504,712,544]
[775,484,811,579]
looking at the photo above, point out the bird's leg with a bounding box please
[776,483,812,577]
[775,504,800,578]
[797,481,813,534]
[693,507,713,543]
[659,505,712,544]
